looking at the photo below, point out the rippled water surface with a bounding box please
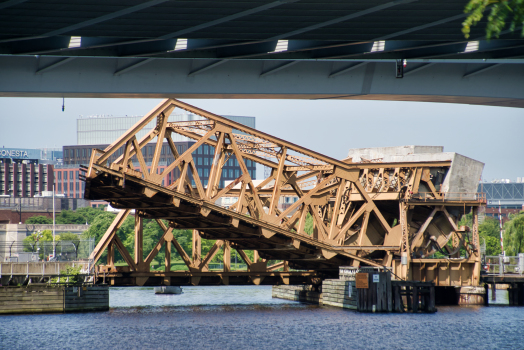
[1,286,523,350]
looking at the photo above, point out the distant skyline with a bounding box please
[0,97,522,182]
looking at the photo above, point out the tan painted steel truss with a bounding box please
[85,99,485,286]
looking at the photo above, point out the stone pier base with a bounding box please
[457,286,487,305]
[272,285,321,304]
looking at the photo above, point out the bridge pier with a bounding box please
[508,284,524,306]
[457,286,487,306]
[433,286,487,306]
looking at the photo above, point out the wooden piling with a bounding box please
[412,285,419,312]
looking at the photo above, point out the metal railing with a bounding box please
[410,192,486,203]
[0,260,95,285]
[484,254,524,276]
[1,239,95,263]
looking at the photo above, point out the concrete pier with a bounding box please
[273,267,436,313]
[271,285,321,304]
[0,285,109,314]
[321,279,357,310]
[457,286,487,306]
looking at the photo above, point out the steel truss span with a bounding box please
[85,99,484,286]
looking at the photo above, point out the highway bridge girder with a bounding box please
[1,56,523,107]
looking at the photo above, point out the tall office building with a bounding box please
[58,112,256,198]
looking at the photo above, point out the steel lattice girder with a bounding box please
[85,98,484,285]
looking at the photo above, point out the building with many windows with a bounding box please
[58,112,257,198]
[478,180,524,224]
[0,162,54,198]
[0,147,63,197]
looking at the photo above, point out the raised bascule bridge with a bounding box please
[85,99,485,291]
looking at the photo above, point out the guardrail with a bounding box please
[484,254,524,276]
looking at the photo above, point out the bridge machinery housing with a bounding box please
[85,99,485,288]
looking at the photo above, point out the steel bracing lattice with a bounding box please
[84,99,485,286]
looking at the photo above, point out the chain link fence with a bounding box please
[2,239,94,262]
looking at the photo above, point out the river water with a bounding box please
[1,286,522,350]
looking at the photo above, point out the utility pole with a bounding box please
[53,184,56,259]
[499,200,504,256]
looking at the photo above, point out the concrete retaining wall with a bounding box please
[0,285,108,314]
[271,285,321,304]
[322,279,357,310]
[272,281,358,310]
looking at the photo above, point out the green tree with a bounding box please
[478,218,502,255]
[304,213,314,235]
[456,213,503,256]
[484,236,502,256]
[479,217,500,238]
[56,210,88,225]
[463,0,524,39]
[83,212,124,263]
[75,207,105,224]
[83,212,121,243]
[23,229,61,259]
[25,215,52,224]
[503,212,524,255]
[59,232,80,245]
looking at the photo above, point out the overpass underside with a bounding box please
[2,56,524,108]
[2,1,524,107]
[86,99,485,286]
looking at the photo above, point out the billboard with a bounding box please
[0,148,41,160]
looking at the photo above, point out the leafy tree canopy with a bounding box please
[75,207,105,224]
[56,210,88,225]
[479,217,501,239]
[463,0,524,39]
[25,215,53,224]
[485,236,502,256]
[503,212,524,255]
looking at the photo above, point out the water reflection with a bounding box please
[110,285,291,308]
[488,288,509,305]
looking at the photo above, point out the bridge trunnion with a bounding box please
[83,99,486,291]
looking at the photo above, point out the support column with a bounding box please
[507,283,524,306]
[223,241,231,272]
[472,207,481,285]
[192,230,201,267]
[164,240,171,286]
[107,241,115,269]
[400,202,410,280]
[165,241,171,272]
[508,283,516,305]
[135,214,143,270]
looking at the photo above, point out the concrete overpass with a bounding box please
[1,0,523,107]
